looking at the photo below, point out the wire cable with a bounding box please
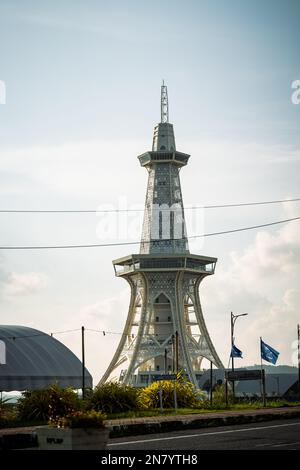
[0,215,299,250]
[0,197,299,213]
[0,328,81,341]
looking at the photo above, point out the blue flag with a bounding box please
[231,344,243,358]
[261,339,279,365]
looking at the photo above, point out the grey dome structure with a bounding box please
[0,325,92,391]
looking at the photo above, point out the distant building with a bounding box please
[0,325,92,391]
[199,367,299,399]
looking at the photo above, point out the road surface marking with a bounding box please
[108,421,300,446]
[271,441,300,448]
[255,443,276,447]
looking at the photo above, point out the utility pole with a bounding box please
[81,326,85,399]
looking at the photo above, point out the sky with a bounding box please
[0,0,299,385]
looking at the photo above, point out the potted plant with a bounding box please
[37,410,109,450]
[33,385,109,450]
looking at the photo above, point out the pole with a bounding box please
[81,326,85,399]
[260,336,266,406]
[231,312,235,398]
[175,331,179,374]
[172,334,175,373]
[225,378,228,407]
[298,324,300,401]
[210,361,213,406]
[173,378,178,411]
[164,348,167,375]
[159,382,163,411]
[262,369,266,407]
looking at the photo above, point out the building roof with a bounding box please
[0,325,92,391]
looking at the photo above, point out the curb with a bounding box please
[1,407,300,448]
[106,407,300,438]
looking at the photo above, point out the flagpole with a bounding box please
[260,337,266,407]
[297,324,300,400]
[260,337,263,372]
[260,337,263,399]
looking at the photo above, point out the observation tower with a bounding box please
[100,83,223,387]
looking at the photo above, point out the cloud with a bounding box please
[49,288,130,385]
[0,139,148,202]
[1,138,299,205]
[202,215,300,367]
[79,288,130,332]
[2,272,48,297]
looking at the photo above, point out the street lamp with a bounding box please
[231,312,248,397]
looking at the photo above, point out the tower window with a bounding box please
[160,146,166,150]
[156,365,160,371]
[156,316,159,322]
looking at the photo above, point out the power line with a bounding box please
[0,197,299,213]
[203,197,300,209]
[0,328,81,341]
[0,215,299,250]
[189,216,300,239]
[85,329,200,339]
[0,328,191,341]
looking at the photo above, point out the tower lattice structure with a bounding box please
[99,83,223,387]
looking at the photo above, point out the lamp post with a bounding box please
[231,312,248,398]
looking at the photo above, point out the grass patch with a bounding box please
[106,401,300,420]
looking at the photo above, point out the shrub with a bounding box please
[0,397,18,426]
[212,383,233,408]
[0,396,11,418]
[87,382,140,414]
[56,410,107,429]
[139,378,206,409]
[17,384,80,423]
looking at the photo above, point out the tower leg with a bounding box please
[98,275,145,385]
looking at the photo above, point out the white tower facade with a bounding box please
[100,84,223,388]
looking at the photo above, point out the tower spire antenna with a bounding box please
[161,80,169,123]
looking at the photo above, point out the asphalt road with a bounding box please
[107,418,300,450]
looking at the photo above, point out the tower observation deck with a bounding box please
[99,83,224,388]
